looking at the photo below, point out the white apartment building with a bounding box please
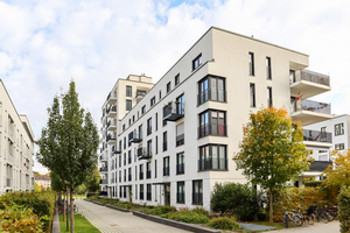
[305,114,350,152]
[99,27,331,210]
[0,79,35,194]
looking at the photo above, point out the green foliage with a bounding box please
[234,107,310,222]
[74,184,87,195]
[323,150,350,191]
[305,181,322,187]
[191,207,209,217]
[211,182,263,221]
[208,217,241,230]
[161,210,210,224]
[0,204,44,233]
[60,214,100,233]
[0,191,55,232]
[143,205,176,215]
[85,167,100,193]
[338,186,350,233]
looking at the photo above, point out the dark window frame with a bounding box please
[192,54,202,71]
[199,144,227,171]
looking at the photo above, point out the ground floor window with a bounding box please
[177,181,185,204]
[147,184,152,201]
[192,180,203,205]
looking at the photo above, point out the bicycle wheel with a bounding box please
[306,216,314,225]
[294,216,303,226]
[321,213,329,223]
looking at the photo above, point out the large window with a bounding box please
[192,180,203,205]
[126,85,132,97]
[198,75,225,105]
[192,54,202,71]
[163,156,170,176]
[199,144,227,171]
[335,123,344,136]
[176,152,184,175]
[147,118,152,135]
[177,181,185,204]
[176,123,184,146]
[147,184,152,201]
[267,87,272,107]
[250,83,256,107]
[126,100,132,111]
[249,52,255,76]
[199,110,226,138]
[163,131,167,151]
[335,143,345,150]
[266,57,272,79]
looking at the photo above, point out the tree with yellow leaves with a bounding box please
[323,149,350,189]
[234,107,310,223]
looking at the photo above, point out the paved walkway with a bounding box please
[76,199,190,233]
[267,221,340,233]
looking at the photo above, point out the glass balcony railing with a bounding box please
[290,70,330,86]
[292,99,331,114]
[303,129,332,143]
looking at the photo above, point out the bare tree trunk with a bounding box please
[269,188,274,224]
[65,191,69,232]
[70,188,74,233]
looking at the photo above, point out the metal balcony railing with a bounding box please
[106,134,116,142]
[99,167,108,172]
[308,160,332,172]
[176,134,184,146]
[163,101,184,121]
[137,147,152,160]
[99,179,107,184]
[303,129,332,143]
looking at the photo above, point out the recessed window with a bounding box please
[250,83,256,107]
[163,156,170,176]
[150,96,156,107]
[146,162,151,179]
[176,123,184,146]
[267,87,272,107]
[175,74,180,86]
[335,123,344,136]
[266,57,272,79]
[249,52,255,76]
[142,105,146,114]
[192,54,202,71]
[177,181,185,204]
[167,82,171,93]
[176,152,184,175]
[140,184,144,200]
[126,85,132,97]
[335,143,345,150]
[147,118,152,135]
[163,131,167,151]
[147,184,152,201]
[159,90,162,99]
[139,164,144,180]
[154,159,157,178]
[126,99,132,111]
[192,180,203,205]
[199,144,227,171]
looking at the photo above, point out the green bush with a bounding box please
[208,217,241,230]
[338,186,350,233]
[0,191,55,232]
[191,207,209,217]
[211,182,263,221]
[143,205,176,216]
[161,210,210,224]
[0,204,45,232]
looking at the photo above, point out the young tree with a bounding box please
[322,149,350,189]
[85,167,101,193]
[234,107,309,223]
[36,81,99,233]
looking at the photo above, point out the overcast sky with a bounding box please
[1,0,349,174]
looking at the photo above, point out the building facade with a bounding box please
[99,27,331,210]
[35,175,51,190]
[0,79,35,194]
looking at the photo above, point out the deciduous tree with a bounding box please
[234,107,309,223]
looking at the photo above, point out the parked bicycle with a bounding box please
[283,210,303,226]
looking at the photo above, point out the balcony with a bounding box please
[176,134,184,147]
[291,99,332,125]
[303,129,332,147]
[106,92,117,104]
[107,120,117,131]
[198,123,227,138]
[99,179,107,185]
[99,155,107,162]
[106,134,116,144]
[308,160,332,172]
[290,70,330,99]
[99,167,108,173]
[137,147,152,160]
[106,105,117,117]
[163,101,184,122]
[136,90,147,102]
[112,146,121,154]
[130,130,142,143]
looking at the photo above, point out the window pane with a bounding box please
[210,78,217,101]
[218,78,224,101]
[219,146,226,170]
[212,146,218,169]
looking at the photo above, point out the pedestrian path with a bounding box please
[75,199,190,233]
[266,220,340,233]
[238,222,276,231]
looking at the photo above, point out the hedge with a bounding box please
[208,217,241,231]
[339,186,350,233]
[0,191,55,232]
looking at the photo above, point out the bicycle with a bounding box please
[313,206,331,223]
[283,210,303,226]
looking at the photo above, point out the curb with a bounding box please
[133,211,221,233]
[105,204,130,212]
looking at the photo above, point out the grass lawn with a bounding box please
[60,214,100,233]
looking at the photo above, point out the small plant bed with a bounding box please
[59,214,100,233]
[86,197,154,212]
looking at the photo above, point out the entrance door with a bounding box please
[164,184,170,206]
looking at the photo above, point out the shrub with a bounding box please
[208,217,241,230]
[305,181,322,187]
[192,207,209,217]
[161,210,210,224]
[338,186,350,233]
[0,191,55,232]
[0,204,45,233]
[143,205,176,216]
[211,182,264,221]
